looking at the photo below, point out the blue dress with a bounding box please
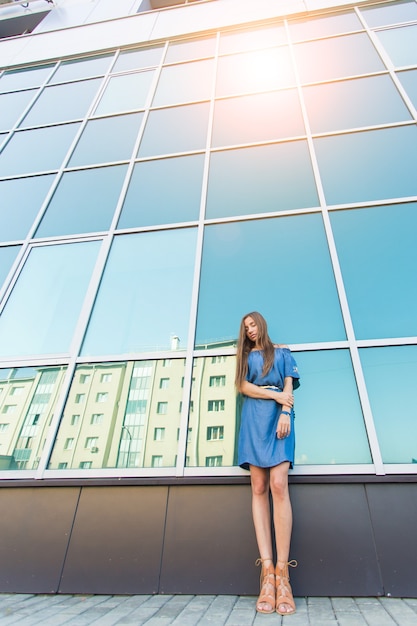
[238,347,300,470]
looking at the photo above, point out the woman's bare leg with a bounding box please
[249,465,274,612]
[270,462,295,614]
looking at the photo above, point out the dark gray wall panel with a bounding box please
[366,484,417,598]
[0,487,80,593]
[160,484,259,594]
[59,485,168,594]
[289,484,383,597]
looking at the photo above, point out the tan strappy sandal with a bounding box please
[255,558,276,614]
[275,560,297,615]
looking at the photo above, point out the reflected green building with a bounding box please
[0,0,416,597]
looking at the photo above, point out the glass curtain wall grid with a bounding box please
[0,0,416,479]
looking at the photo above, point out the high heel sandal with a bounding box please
[255,558,276,614]
[275,560,297,615]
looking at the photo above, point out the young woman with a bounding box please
[235,311,300,616]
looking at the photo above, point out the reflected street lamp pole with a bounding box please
[121,425,132,468]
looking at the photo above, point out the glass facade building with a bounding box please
[0,0,417,598]
[1,0,417,479]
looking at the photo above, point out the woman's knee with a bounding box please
[251,476,269,497]
[270,468,289,499]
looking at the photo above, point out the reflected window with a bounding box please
[153,59,214,106]
[294,350,372,464]
[112,46,164,73]
[376,25,417,67]
[48,360,186,470]
[330,203,417,340]
[81,228,197,356]
[118,155,204,228]
[195,215,345,346]
[303,75,412,134]
[20,79,102,127]
[360,345,417,464]
[186,355,237,467]
[0,366,67,471]
[314,126,417,205]
[0,123,80,177]
[212,90,305,148]
[219,24,286,55]
[69,113,143,167]
[0,90,37,132]
[0,246,21,291]
[94,71,155,116]
[138,102,209,157]
[35,165,127,238]
[360,1,417,28]
[0,241,100,358]
[206,141,318,219]
[165,36,216,63]
[216,47,295,97]
[0,65,54,93]
[49,55,113,84]
[293,33,385,84]
[288,11,362,42]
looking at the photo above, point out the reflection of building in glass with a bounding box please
[48,359,188,469]
[0,367,66,469]
[187,355,238,468]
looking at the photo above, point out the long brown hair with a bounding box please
[235,311,275,389]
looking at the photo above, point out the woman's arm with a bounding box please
[239,380,294,407]
[276,376,294,439]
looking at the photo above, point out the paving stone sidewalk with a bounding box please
[0,594,416,626]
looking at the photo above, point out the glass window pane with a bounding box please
[330,203,417,340]
[48,359,186,470]
[0,366,67,471]
[360,1,417,28]
[376,25,417,67]
[219,24,287,55]
[0,241,100,358]
[294,33,385,84]
[165,36,216,62]
[0,175,55,242]
[186,355,238,468]
[94,71,154,115]
[206,142,318,219]
[288,11,363,42]
[0,90,37,131]
[35,165,128,238]
[314,126,417,205]
[20,79,102,127]
[303,75,412,134]
[294,350,371,464]
[118,155,204,229]
[360,345,417,464]
[48,55,113,84]
[138,103,209,158]
[112,46,164,73]
[0,246,20,290]
[69,113,143,167]
[195,215,345,347]
[81,229,197,356]
[216,47,295,97]
[212,90,305,148]
[0,65,54,93]
[152,59,214,107]
[0,123,80,177]
[397,69,417,110]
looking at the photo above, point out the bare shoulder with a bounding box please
[274,343,289,349]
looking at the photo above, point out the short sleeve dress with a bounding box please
[238,347,300,470]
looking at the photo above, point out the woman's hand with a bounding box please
[275,391,294,407]
[277,412,291,439]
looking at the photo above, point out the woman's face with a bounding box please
[244,316,258,344]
